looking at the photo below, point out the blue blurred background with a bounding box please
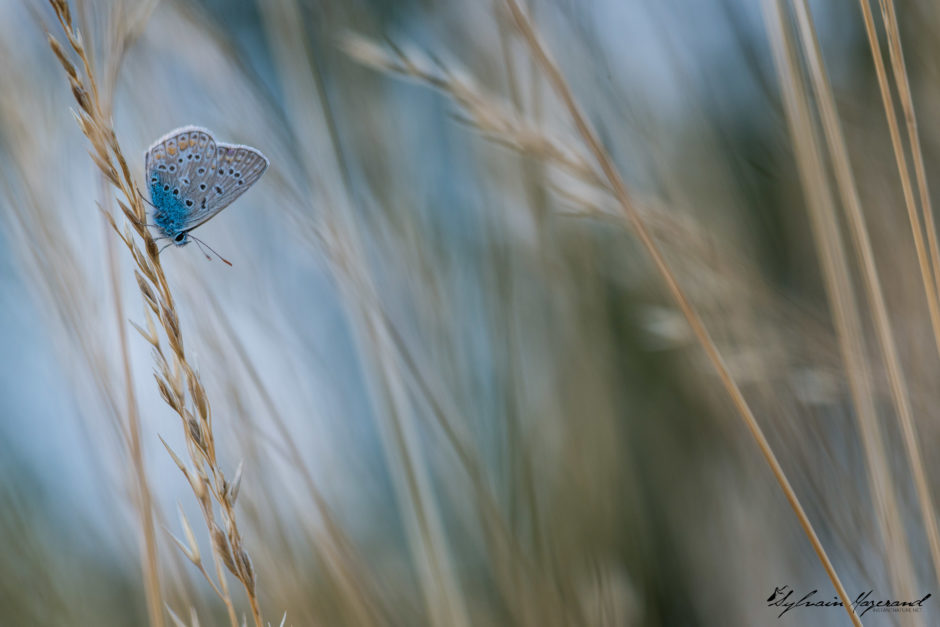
[3,0,939,625]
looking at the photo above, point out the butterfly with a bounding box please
[144,126,268,263]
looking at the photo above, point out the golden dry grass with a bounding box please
[0,0,938,625]
[46,2,263,625]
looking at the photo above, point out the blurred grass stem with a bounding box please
[503,0,859,623]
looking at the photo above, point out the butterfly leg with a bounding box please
[135,187,164,227]
[137,186,157,209]
[125,188,161,230]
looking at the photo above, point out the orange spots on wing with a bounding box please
[167,144,177,156]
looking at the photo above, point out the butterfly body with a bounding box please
[145,126,268,249]
[150,178,192,245]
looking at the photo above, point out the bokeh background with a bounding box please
[2,0,940,625]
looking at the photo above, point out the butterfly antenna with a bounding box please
[189,234,233,267]
[158,241,173,254]
[191,238,213,262]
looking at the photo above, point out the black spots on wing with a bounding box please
[168,164,176,172]
[215,186,223,194]
[197,167,206,175]
[172,188,179,196]
[238,180,243,185]
[158,164,167,171]
[185,199,194,207]
[201,198,207,209]
[200,183,207,190]
[163,184,170,191]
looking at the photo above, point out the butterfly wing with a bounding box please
[183,142,268,231]
[145,126,219,206]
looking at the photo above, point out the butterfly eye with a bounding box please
[174,233,185,242]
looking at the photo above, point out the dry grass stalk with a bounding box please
[266,8,473,623]
[92,6,164,624]
[347,2,860,624]
[342,24,813,355]
[787,0,926,611]
[198,285,390,626]
[768,2,920,621]
[342,35,604,191]
[45,1,265,625]
[876,0,940,315]
[856,0,940,357]
[856,0,940,591]
[275,57,574,622]
[499,0,861,623]
[1,28,166,626]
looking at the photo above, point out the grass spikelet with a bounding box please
[45,2,267,625]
